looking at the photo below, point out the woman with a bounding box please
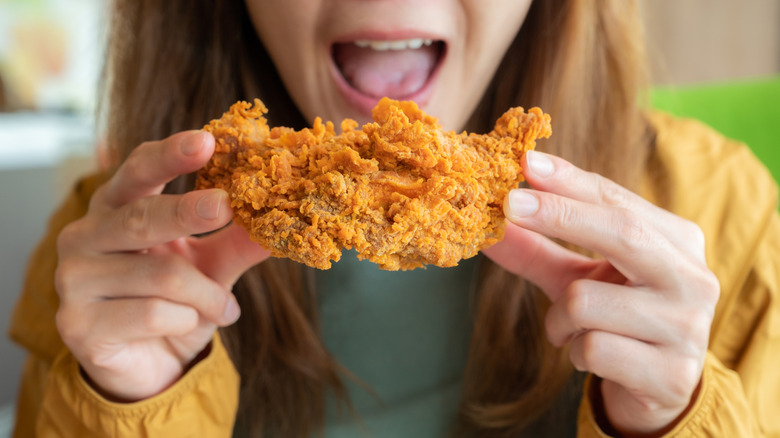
[10,0,779,437]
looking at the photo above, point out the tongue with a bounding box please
[334,43,439,98]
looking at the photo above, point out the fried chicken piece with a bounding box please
[195,97,551,270]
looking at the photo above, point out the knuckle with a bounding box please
[597,176,627,207]
[200,285,230,324]
[90,184,110,206]
[178,307,200,332]
[141,299,171,334]
[121,198,154,242]
[678,263,721,311]
[124,143,155,182]
[56,224,75,252]
[56,220,87,254]
[157,271,185,297]
[152,257,187,295]
[174,195,193,229]
[614,210,652,252]
[56,306,86,345]
[677,218,708,259]
[549,196,579,231]
[53,258,77,299]
[678,310,713,350]
[121,150,144,184]
[669,358,701,401]
[699,270,721,305]
[212,290,230,319]
[683,220,706,250]
[85,349,115,370]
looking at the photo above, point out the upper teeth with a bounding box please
[354,38,434,51]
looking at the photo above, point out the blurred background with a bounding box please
[0,0,778,435]
[643,0,780,85]
[0,0,104,433]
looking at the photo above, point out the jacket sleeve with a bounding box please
[9,173,240,437]
[35,335,239,438]
[575,114,780,437]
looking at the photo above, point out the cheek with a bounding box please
[244,0,324,104]
[244,0,318,66]
[469,0,532,62]
[436,1,532,129]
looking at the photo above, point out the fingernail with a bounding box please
[526,150,554,177]
[224,297,240,323]
[181,131,205,156]
[196,190,227,220]
[507,190,539,218]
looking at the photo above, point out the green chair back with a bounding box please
[651,76,780,184]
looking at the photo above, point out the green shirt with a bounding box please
[316,250,479,437]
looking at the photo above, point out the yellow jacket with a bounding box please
[10,112,780,437]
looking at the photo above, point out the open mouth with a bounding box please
[331,38,446,112]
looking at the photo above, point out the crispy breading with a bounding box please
[195,97,551,270]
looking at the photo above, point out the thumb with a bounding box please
[192,222,271,288]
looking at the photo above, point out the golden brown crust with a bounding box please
[195,97,551,270]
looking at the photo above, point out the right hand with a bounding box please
[55,131,270,402]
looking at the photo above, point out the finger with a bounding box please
[503,188,679,288]
[544,279,672,347]
[523,151,706,260]
[58,252,240,326]
[190,222,272,288]
[95,131,215,208]
[569,331,700,412]
[57,295,207,349]
[568,330,662,400]
[482,222,598,300]
[89,297,208,343]
[89,189,232,252]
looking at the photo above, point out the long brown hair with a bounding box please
[102,0,651,436]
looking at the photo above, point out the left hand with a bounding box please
[483,150,720,435]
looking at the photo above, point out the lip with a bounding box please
[328,31,447,119]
